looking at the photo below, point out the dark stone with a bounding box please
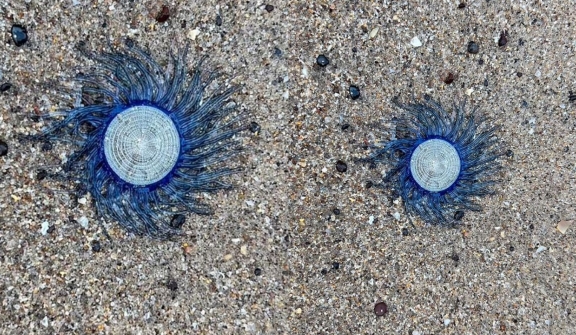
[529,224,534,230]
[316,54,329,67]
[254,268,262,276]
[478,59,484,65]
[332,262,340,270]
[321,269,328,275]
[215,14,222,26]
[454,210,464,221]
[0,83,12,92]
[402,227,409,236]
[443,72,455,85]
[335,160,347,173]
[349,85,361,100]
[365,181,373,189]
[36,169,47,181]
[451,253,460,262]
[341,123,350,131]
[273,47,282,57]
[458,3,466,8]
[509,246,514,252]
[265,4,274,12]
[11,24,28,47]
[91,240,102,252]
[498,31,508,47]
[333,208,341,215]
[47,225,55,234]
[249,121,261,133]
[166,279,178,291]
[517,72,523,77]
[506,149,514,158]
[467,41,479,54]
[374,302,388,316]
[0,140,7,156]
[41,141,53,151]
[352,47,358,53]
[156,5,171,23]
[169,214,186,229]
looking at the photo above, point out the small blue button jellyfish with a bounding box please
[41,40,244,238]
[365,96,503,225]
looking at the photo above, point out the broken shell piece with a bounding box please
[557,220,572,234]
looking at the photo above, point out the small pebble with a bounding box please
[506,149,514,158]
[36,169,47,181]
[316,54,329,67]
[365,181,373,188]
[335,160,347,173]
[458,3,466,8]
[166,279,178,291]
[467,41,479,54]
[170,214,186,229]
[254,268,262,276]
[41,141,53,151]
[332,262,340,270]
[453,210,464,221]
[374,302,388,316]
[402,227,409,236]
[249,121,261,133]
[333,208,341,215]
[349,85,360,100]
[215,14,222,26]
[11,24,28,47]
[498,31,508,47]
[410,36,422,47]
[341,123,350,131]
[0,140,8,156]
[91,240,102,252]
[265,4,274,12]
[155,5,170,23]
[0,83,12,92]
[509,246,515,252]
[321,269,328,275]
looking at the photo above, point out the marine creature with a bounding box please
[365,96,503,224]
[41,41,243,238]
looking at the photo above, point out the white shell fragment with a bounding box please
[557,220,572,234]
[410,139,461,192]
[410,36,422,47]
[104,105,180,186]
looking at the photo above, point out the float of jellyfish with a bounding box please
[40,40,244,239]
[365,96,503,225]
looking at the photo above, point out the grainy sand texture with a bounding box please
[1,1,575,334]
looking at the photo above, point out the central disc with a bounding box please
[104,105,180,186]
[410,139,461,192]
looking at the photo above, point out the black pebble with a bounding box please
[249,121,261,133]
[166,279,178,291]
[498,31,508,47]
[47,225,55,234]
[509,246,515,252]
[517,72,523,77]
[451,253,460,262]
[365,181,373,189]
[402,227,409,236]
[341,123,350,131]
[467,41,479,54]
[91,240,102,252]
[169,214,186,229]
[316,54,329,67]
[453,210,464,221]
[0,140,7,156]
[215,14,222,26]
[11,24,28,47]
[155,5,170,23]
[349,85,361,100]
[273,47,282,57]
[321,269,328,275]
[332,262,340,270]
[335,160,347,173]
[333,208,341,215]
[506,149,514,158]
[254,268,262,276]
[458,3,466,8]
[36,169,47,181]
[529,224,534,230]
[0,83,12,92]
[265,4,274,12]
[374,302,388,316]
[41,141,53,151]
